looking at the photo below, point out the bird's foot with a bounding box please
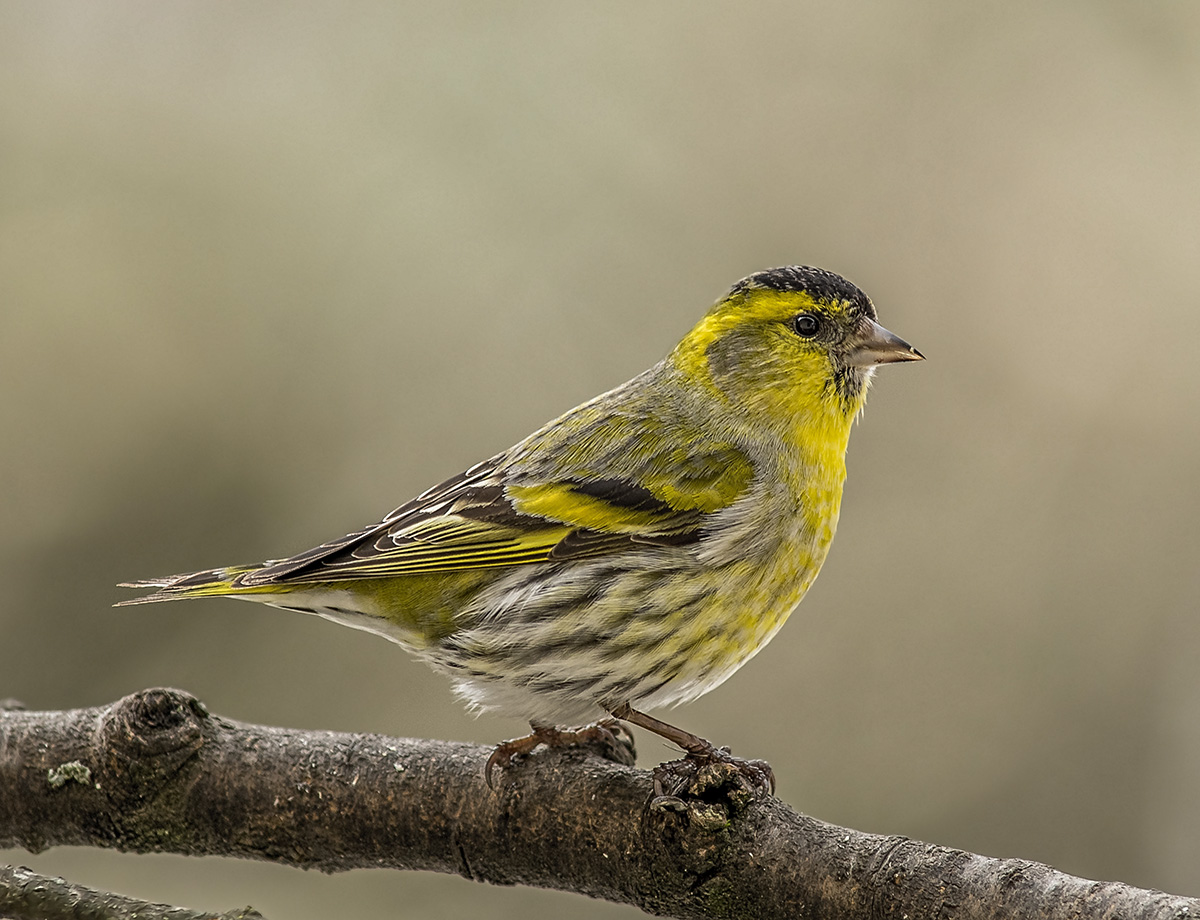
[604,702,774,804]
[485,718,636,788]
[650,741,775,810]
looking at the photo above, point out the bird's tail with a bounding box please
[115,565,271,606]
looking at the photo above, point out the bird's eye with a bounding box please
[792,314,821,338]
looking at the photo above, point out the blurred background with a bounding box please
[2,2,1199,917]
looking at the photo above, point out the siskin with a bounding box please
[120,266,922,791]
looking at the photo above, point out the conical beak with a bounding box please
[845,320,924,367]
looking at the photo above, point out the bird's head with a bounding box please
[671,266,923,433]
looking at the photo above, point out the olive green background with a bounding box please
[3,3,1199,917]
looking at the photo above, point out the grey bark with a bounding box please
[0,688,1196,919]
[0,863,262,920]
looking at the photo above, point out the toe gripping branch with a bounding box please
[485,703,774,798]
[485,720,636,789]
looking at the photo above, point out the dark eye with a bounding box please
[792,313,821,338]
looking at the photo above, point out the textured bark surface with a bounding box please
[1,689,1196,920]
[0,863,263,920]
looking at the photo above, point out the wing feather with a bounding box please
[229,420,757,587]
[121,373,763,602]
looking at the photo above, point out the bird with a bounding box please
[119,265,922,793]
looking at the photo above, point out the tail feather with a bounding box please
[115,565,264,606]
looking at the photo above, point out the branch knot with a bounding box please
[97,688,209,809]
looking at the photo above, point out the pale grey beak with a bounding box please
[844,320,924,367]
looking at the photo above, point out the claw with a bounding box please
[485,731,547,789]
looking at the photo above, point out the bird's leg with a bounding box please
[608,702,775,796]
[485,719,636,788]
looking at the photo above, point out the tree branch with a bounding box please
[1,688,1195,920]
[0,863,263,920]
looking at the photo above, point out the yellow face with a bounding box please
[672,266,916,429]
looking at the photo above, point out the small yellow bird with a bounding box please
[121,266,922,791]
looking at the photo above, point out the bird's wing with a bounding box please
[237,443,753,586]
